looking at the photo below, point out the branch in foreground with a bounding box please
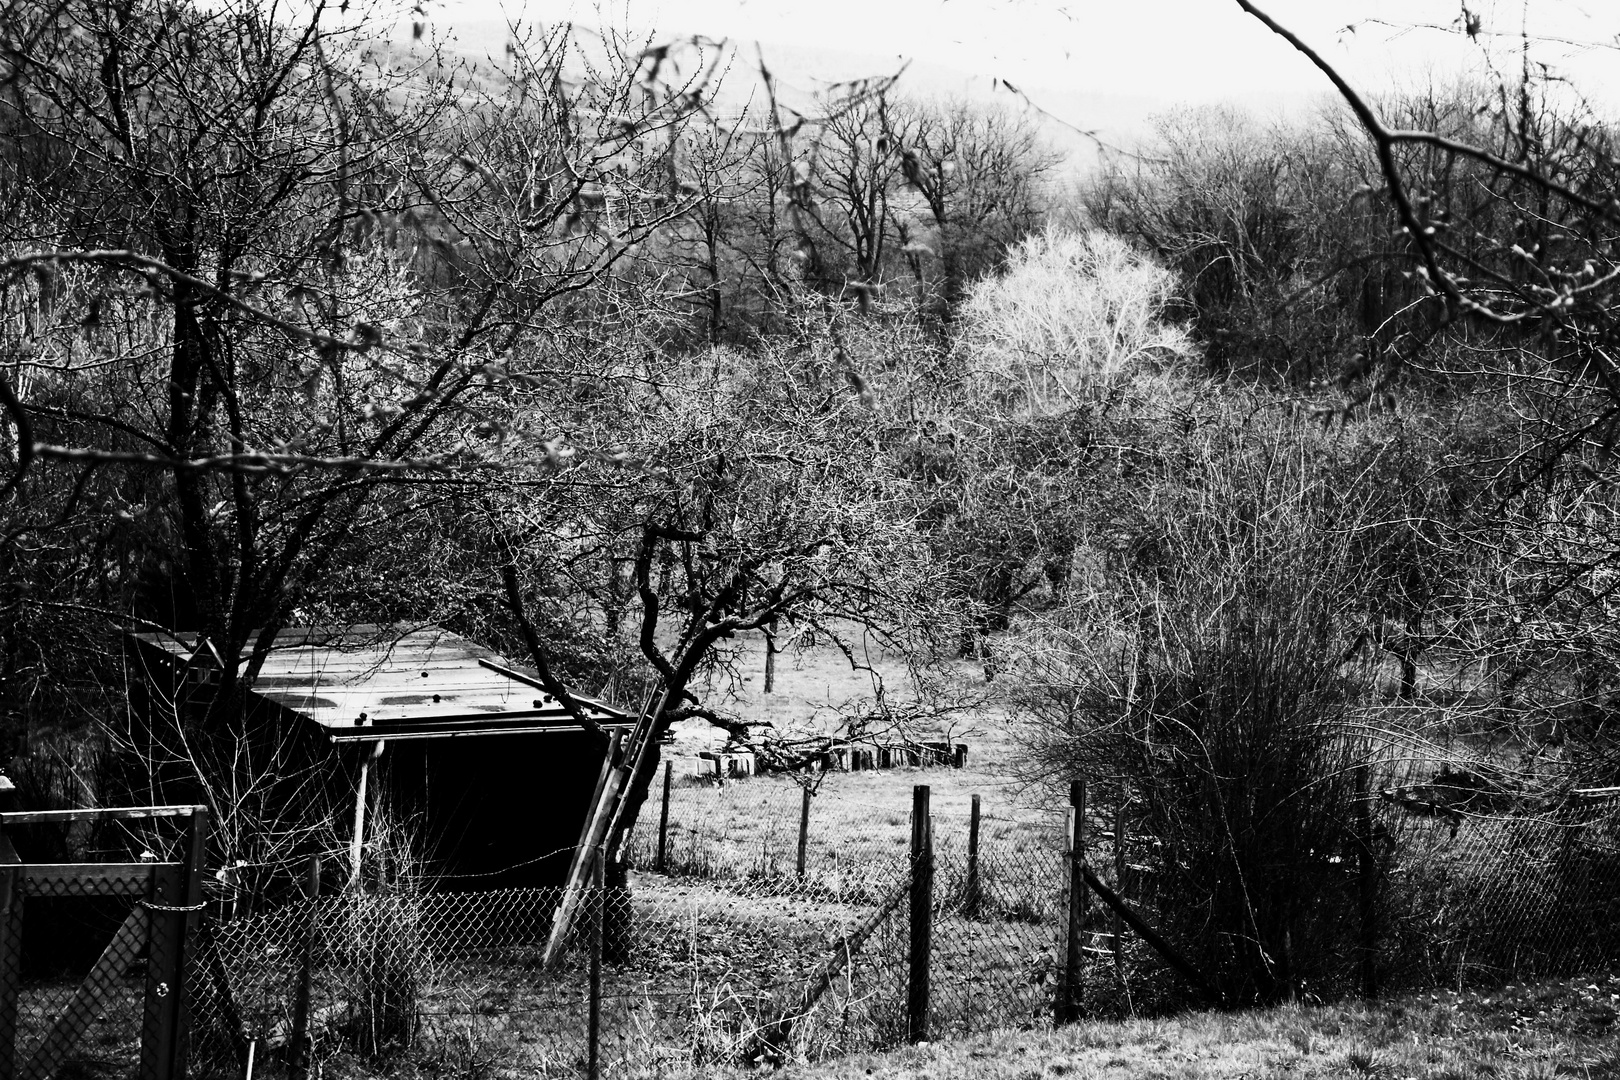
[500,564,611,746]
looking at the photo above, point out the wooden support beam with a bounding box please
[542,733,626,968]
[349,741,386,887]
[1078,862,1223,1007]
[0,806,204,826]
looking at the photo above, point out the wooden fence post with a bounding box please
[1112,801,1127,978]
[763,617,777,695]
[1355,764,1379,999]
[965,794,982,920]
[907,785,933,1044]
[656,761,672,874]
[143,805,208,1080]
[1058,778,1086,1025]
[289,855,321,1080]
[796,786,812,880]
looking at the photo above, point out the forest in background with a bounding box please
[1,0,1618,1007]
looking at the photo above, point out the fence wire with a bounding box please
[172,774,1620,1079]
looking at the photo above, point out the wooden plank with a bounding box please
[322,721,631,743]
[21,864,166,895]
[313,709,616,731]
[1078,862,1224,1006]
[254,670,541,692]
[257,656,502,677]
[263,639,493,662]
[1,806,202,825]
[542,735,625,969]
[744,867,912,1063]
[21,906,148,1080]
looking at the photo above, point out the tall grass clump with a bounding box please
[956,228,1196,413]
[1015,431,1381,1005]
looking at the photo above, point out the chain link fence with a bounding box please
[1380,805,1620,990]
[7,874,151,1080]
[170,769,1620,1079]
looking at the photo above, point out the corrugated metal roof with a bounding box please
[129,624,631,741]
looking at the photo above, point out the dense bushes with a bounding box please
[1015,431,1380,1004]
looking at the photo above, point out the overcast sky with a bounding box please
[413,0,1617,110]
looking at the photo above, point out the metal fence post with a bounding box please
[796,786,812,880]
[1058,778,1086,1025]
[965,794,982,920]
[657,761,672,874]
[587,848,604,1080]
[289,855,321,1080]
[907,784,932,1044]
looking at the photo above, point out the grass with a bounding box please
[691,973,1620,1080]
[646,627,1060,879]
[312,970,1620,1079]
[184,632,1619,1080]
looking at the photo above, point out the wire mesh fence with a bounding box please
[1379,806,1620,991]
[167,779,1620,1078]
[6,879,151,1080]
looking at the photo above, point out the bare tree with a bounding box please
[0,0,718,866]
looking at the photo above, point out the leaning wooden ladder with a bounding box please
[541,730,628,967]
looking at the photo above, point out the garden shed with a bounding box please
[125,624,632,888]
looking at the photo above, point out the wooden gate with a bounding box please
[0,805,208,1080]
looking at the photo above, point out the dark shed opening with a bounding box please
[126,624,632,890]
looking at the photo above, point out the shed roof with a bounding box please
[129,624,631,742]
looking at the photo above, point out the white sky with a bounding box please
[411,0,1618,109]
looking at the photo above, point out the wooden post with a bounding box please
[796,786,812,880]
[965,794,982,920]
[1355,764,1379,998]
[763,617,777,695]
[140,806,208,1080]
[907,785,932,1044]
[350,740,385,887]
[142,871,185,1080]
[656,760,672,874]
[173,805,208,1080]
[587,849,604,1080]
[1112,801,1127,977]
[289,855,321,1080]
[1058,778,1086,1025]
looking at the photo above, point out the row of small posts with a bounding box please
[652,766,987,889]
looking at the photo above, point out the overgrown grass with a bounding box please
[311,971,1620,1079]
[697,973,1620,1080]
